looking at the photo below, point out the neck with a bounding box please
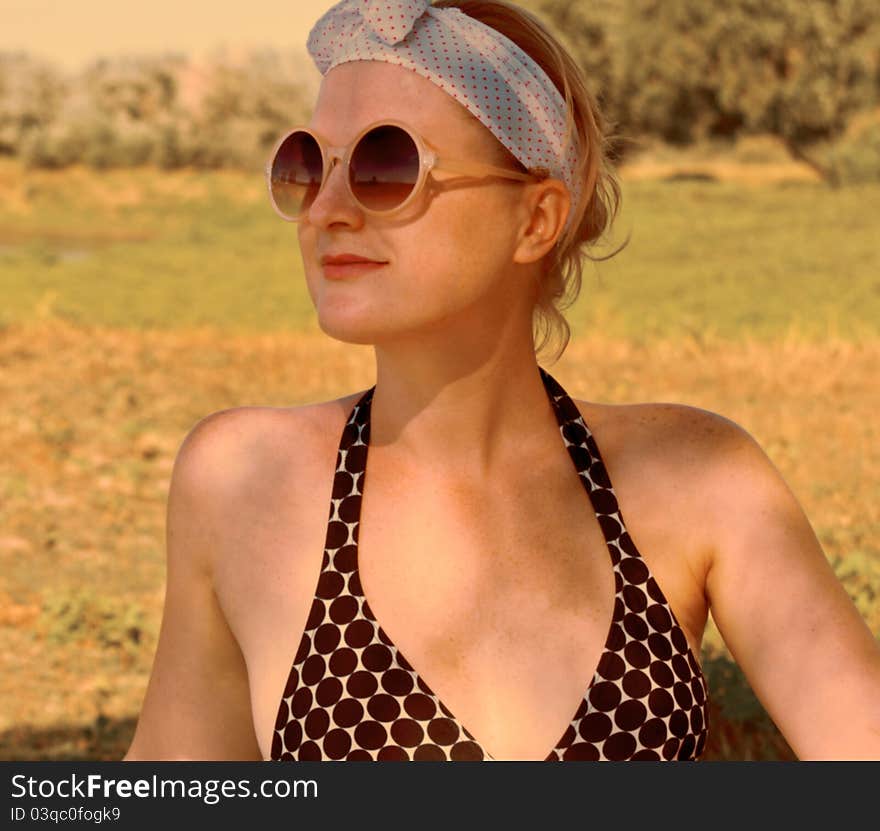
[368,309,560,476]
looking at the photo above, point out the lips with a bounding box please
[321,253,386,266]
[320,253,388,280]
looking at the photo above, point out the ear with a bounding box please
[512,179,571,265]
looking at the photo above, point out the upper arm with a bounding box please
[702,421,880,759]
[124,410,263,761]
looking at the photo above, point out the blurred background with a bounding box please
[1,0,878,761]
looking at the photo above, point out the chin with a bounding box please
[315,299,451,347]
[314,301,393,345]
[317,317,381,345]
[311,277,484,346]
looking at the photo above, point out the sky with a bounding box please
[2,0,332,75]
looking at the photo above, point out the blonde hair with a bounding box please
[434,0,624,361]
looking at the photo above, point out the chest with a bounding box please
[355,468,622,759]
[359,456,613,623]
[215,431,709,761]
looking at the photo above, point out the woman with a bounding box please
[125,0,880,761]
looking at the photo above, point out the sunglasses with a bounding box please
[266,119,540,222]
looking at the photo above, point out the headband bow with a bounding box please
[363,0,431,45]
[308,0,432,65]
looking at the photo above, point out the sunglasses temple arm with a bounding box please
[433,157,537,182]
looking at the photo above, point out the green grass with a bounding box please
[2,166,879,338]
[0,167,316,331]
[573,179,880,341]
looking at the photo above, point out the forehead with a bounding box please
[309,61,482,147]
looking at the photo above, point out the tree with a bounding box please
[0,53,66,156]
[537,0,880,181]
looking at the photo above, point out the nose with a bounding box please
[305,154,365,229]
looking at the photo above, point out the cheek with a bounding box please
[297,227,320,304]
[401,243,486,312]
[405,197,517,295]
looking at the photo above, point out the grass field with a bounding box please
[2,159,879,340]
[1,158,878,761]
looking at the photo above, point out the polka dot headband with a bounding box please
[307,0,581,234]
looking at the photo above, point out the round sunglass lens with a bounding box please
[349,125,420,212]
[270,131,323,219]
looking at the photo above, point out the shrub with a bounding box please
[827,110,880,185]
[0,53,66,156]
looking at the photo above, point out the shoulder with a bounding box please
[167,393,367,561]
[576,399,769,477]
[575,399,795,563]
[627,402,792,509]
[175,393,366,484]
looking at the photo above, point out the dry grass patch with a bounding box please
[1,321,877,760]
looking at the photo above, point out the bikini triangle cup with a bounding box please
[272,368,709,761]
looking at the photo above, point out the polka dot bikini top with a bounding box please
[271,369,709,761]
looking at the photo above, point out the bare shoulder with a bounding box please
[168,389,371,622]
[172,392,367,528]
[178,392,366,480]
[574,398,775,489]
[631,401,796,521]
[571,398,796,578]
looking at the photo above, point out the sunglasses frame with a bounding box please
[266,118,541,222]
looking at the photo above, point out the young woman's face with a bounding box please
[297,61,537,347]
